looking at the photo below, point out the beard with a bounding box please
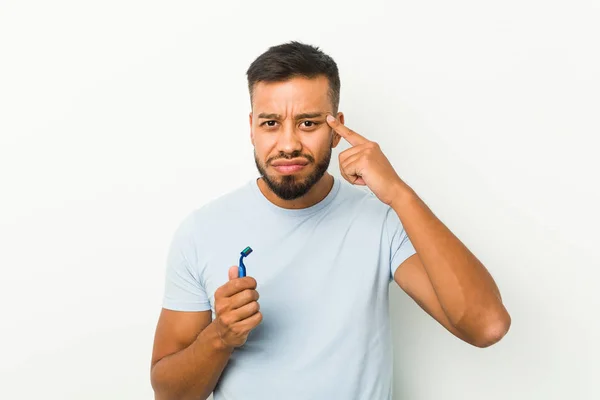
[254,145,333,201]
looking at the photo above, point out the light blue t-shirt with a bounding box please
[163,176,416,400]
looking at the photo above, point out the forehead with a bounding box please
[252,75,332,113]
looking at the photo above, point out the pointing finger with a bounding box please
[326,115,368,146]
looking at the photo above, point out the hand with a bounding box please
[326,114,406,206]
[213,267,262,349]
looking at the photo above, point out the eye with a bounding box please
[260,120,278,128]
[300,121,319,129]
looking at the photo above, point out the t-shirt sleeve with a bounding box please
[386,207,417,280]
[162,213,211,312]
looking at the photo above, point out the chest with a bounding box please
[197,213,391,319]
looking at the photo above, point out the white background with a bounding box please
[1,0,599,399]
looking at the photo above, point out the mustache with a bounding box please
[266,152,315,166]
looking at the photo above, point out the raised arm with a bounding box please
[326,114,511,347]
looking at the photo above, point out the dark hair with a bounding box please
[246,41,341,112]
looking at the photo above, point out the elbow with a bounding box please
[151,365,183,400]
[150,366,170,400]
[471,307,512,348]
[151,369,210,400]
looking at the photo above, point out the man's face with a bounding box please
[249,75,342,200]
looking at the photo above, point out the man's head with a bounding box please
[247,42,343,200]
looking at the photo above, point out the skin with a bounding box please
[249,75,343,208]
[150,74,511,400]
[327,115,511,346]
[151,267,260,400]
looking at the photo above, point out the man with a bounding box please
[150,42,511,400]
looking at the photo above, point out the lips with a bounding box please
[270,158,309,167]
[270,158,309,173]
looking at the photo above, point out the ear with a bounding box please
[249,112,255,146]
[331,112,344,148]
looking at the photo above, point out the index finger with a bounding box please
[326,115,368,146]
[216,276,258,298]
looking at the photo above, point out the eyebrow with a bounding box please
[257,112,325,120]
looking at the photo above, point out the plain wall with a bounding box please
[1,0,598,399]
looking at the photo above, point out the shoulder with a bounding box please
[175,180,254,237]
[335,181,407,250]
[336,179,391,214]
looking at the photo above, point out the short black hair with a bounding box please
[246,41,341,112]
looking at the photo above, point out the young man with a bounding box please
[150,42,511,400]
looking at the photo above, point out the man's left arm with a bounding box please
[390,186,510,348]
[326,114,511,348]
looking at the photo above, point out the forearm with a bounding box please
[391,183,509,338]
[151,321,234,400]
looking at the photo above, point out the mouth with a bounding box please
[270,158,310,174]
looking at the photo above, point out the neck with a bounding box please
[257,173,334,210]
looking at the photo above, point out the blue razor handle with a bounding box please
[238,246,253,277]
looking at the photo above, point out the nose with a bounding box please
[276,122,303,155]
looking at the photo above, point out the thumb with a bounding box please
[228,266,238,281]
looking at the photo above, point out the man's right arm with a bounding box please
[150,310,233,400]
[151,269,262,400]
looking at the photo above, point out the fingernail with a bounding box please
[327,115,335,122]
